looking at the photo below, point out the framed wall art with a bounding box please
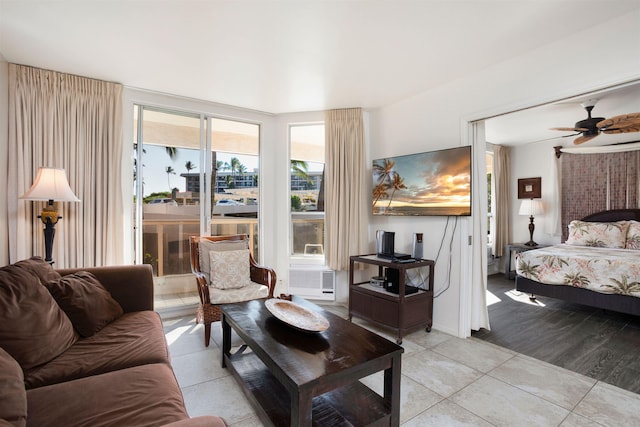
[518,177,541,199]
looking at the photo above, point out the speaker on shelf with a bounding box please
[384,267,400,293]
[412,233,423,260]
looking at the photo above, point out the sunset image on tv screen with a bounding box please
[372,146,471,216]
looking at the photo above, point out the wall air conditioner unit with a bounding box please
[288,266,335,301]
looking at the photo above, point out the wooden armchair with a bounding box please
[189,234,277,346]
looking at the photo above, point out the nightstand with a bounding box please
[504,243,548,280]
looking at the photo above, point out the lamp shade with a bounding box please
[518,199,543,216]
[20,168,80,202]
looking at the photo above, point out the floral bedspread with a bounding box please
[516,244,640,297]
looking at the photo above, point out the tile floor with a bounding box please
[163,304,640,426]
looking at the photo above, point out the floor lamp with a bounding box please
[20,168,80,265]
[519,198,544,247]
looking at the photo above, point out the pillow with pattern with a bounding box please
[626,220,640,250]
[199,238,249,285]
[209,249,251,290]
[565,220,629,248]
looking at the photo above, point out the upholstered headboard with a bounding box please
[581,209,640,222]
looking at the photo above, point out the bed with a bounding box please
[515,209,640,316]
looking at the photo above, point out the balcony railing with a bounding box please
[142,213,324,276]
[143,217,258,277]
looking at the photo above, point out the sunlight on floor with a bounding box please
[487,288,547,308]
[504,289,546,307]
[165,324,198,346]
[486,289,501,306]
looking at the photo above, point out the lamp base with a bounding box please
[525,215,537,248]
[39,204,60,265]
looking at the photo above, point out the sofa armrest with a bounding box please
[56,264,154,313]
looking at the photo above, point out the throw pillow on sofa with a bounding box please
[45,271,124,337]
[0,258,78,369]
[0,347,27,427]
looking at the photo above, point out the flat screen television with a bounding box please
[372,146,471,216]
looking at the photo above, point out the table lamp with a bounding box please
[20,167,80,264]
[519,198,544,247]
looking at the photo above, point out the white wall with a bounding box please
[510,141,562,246]
[370,9,640,336]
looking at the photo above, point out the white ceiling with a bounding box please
[1,0,640,144]
[485,80,640,147]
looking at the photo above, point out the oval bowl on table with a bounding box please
[264,298,329,333]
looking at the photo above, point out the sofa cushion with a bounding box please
[11,256,62,284]
[26,363,189,427]
[24,311,170,389]
[45,271,124,337]
[0,347,26,427]
[0,258,78,369]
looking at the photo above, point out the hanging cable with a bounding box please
[407,216,451,290]
[434,216,459,298]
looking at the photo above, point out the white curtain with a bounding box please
[324,108,367,271]
[492,145,510,257]
[470,122,490,331]
[8,64,124,267]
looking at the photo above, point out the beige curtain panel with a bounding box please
[8,64,124,267]
[324,108,367,271]
[492,145,511,257]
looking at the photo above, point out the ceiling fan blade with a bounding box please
[528,132,581,144]
[550,127,589,132]
[573,134,598,145]
[597,112,640,130]
[602,125,640,134]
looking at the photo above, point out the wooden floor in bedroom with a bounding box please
[472,274,640,394]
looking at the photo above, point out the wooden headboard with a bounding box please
[581,209,640,222]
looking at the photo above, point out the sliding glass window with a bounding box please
[209,118,261,259]
[134,106,201,277]
[133,106,261,301]
[289,124,325,260]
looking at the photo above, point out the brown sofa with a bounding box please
[0,257,225,427]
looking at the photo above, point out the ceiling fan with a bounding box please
[551,99,640,145]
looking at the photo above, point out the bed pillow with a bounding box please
[566,220,629,248]
[209,249,251,290]
[0,258,78,369]
[626,221,640,250]
[45,271,124,337]
[199,237,249,285]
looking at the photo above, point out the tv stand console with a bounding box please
[349,254,434,344]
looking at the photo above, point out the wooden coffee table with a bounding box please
[220,297,404,426]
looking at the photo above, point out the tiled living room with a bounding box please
[3,2,640,426]
[164,306,640,426]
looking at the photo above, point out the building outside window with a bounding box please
[290,124,325,260]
